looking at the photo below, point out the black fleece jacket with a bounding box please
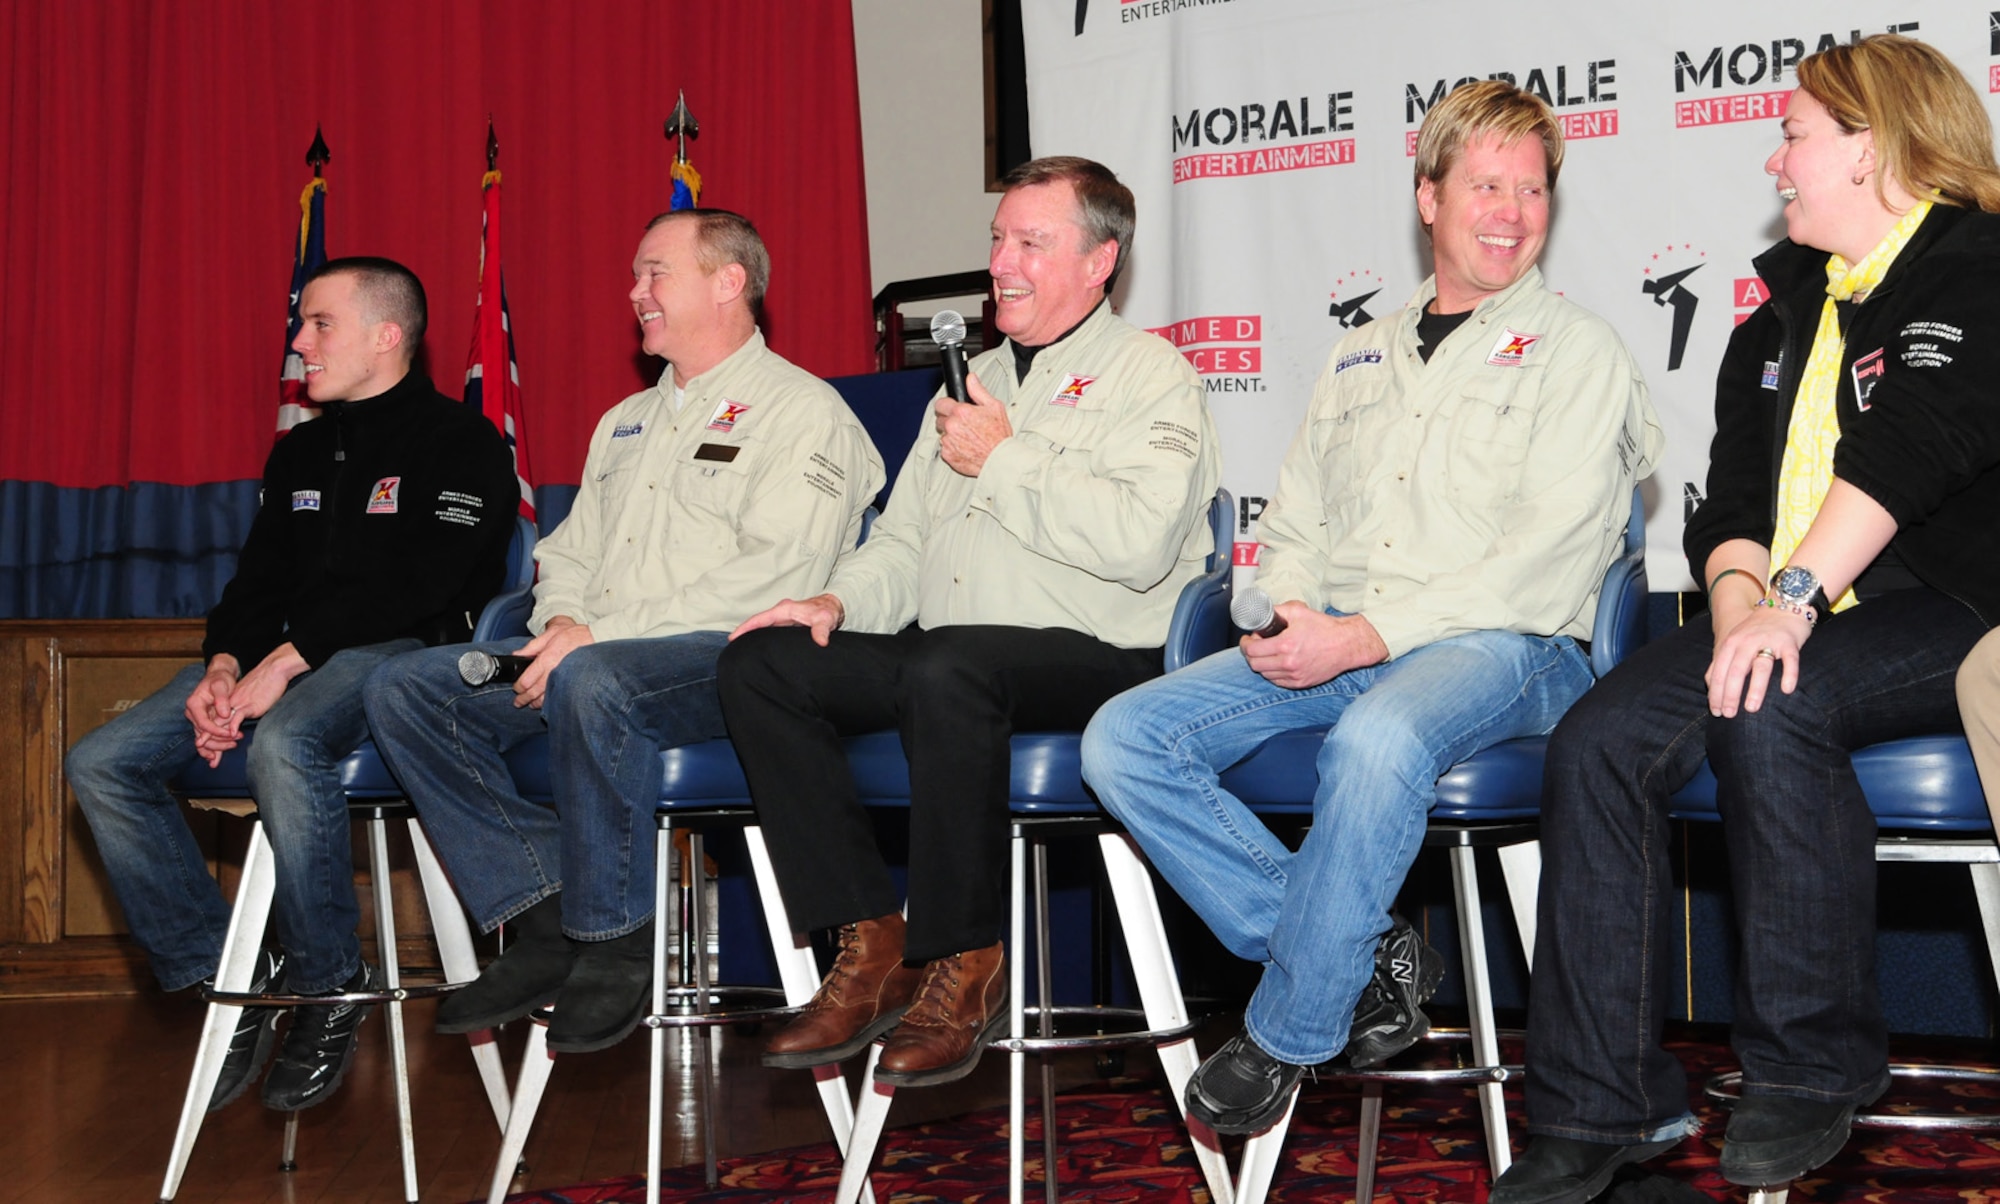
[203,369,520,669]
[1683,204,2000,625]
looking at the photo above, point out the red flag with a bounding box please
[276,176,328,437]
[464,169,537,521]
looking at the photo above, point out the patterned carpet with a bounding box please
[495,1034,2000,1203]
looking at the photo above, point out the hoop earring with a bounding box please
[1851,172,1868,186]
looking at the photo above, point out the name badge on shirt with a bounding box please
[693,443,740,463]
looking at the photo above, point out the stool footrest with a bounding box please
[989,1004,1197,1054]
[643,984,796,1029]
[1319,1026,1524,1086]
[203,981,464,1007]
[1705,1067,2000,1133]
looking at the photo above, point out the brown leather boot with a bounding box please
[875,941,1007,1087]
[762,913,921,1068]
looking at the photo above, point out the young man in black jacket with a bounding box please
[68,256,518,1114]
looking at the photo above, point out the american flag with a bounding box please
[275,176,327,437]
[465,169,537,521]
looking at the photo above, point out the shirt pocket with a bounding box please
[669,437,758,537]
[1014,387,1114,459]
[1311,380,1395,508]
[1442,377,1534,507]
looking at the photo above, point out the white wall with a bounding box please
[851,0,997,302]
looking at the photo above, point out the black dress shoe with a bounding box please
[1184,1030,1308,1135]
[262,963,377,1111]
[437,894,576,1033]
[1489,1135,1681,1204]
[1720,1095,1857,1186]
[547,920,655,1053]
[205,947,287,1112]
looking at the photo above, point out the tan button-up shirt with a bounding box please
[1254,268,1664,659]
[832,304,1221,650]
[531,331,885,641]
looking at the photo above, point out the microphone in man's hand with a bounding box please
[458,650,534,686]
[931,309,972,404]
[1230,588,1288,639]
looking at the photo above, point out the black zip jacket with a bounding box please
[203,369,520,669]
[1684,204,2000,625]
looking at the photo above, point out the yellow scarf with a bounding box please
[1768,199,1932,612]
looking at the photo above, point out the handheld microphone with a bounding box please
[1230,588,1288,639]
[458,649,534,686]
[930,309,972,404]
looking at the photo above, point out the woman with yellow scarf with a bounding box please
[1493,34,2000,1204]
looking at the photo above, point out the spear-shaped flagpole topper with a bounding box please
[486,116,499,172]
[664,91,702,209]
[307,125,331,178]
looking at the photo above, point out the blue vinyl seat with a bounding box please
[1669,736,2000,1204]
[159,514,537,1204]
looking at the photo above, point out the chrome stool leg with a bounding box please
[645,822,674,1204]
[689,830,720,1187]
[1033,837,1059,1204]
[1355,1080,1384,1201]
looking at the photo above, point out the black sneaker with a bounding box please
[1184,1030,1308,1135]
[1344,912,1444,1068]
[261,963,377,1111]
[204,947,287,1112]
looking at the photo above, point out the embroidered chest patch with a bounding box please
[707,400,751,432]
[1485,328,1542,367]
[366,477,401,514]
[1050,375,1096,407]
[1851,348,1886,410]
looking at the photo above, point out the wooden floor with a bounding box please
[0,990,1117,1203]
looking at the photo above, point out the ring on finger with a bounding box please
[1754,647,1777,660]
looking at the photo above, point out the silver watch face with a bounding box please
[1773,565,1818,603]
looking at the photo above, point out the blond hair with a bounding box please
[1413,79,1565,193]
[1797,34,2000,213]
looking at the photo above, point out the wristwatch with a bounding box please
[1765,564,1831,626]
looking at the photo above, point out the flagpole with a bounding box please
[664,91,701,210]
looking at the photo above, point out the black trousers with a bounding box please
[717,624,1162,962]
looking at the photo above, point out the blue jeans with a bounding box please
[364,631,731,940]
[66,640,420,993]
[1082,625,1593,1065]
[1524,588,1985,1144]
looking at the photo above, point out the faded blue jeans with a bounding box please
[1082,624,1592,1065]
[365,632,732,940]
[67,640,420,994]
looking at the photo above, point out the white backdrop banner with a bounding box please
[1022,0,2000,589]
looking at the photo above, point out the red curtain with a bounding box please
[0,0,875,490]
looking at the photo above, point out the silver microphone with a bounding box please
[1230,587,1288,638]
[458,649,533,686]
[930,309,971,404]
